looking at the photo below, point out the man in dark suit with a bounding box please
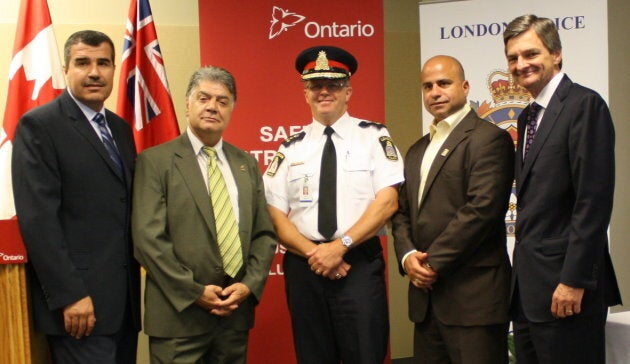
[392,55,514,363]
[504,14,622,363]
[12,30,140,363]
[132,66,277,363]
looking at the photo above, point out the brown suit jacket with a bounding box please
[392,109,514,326]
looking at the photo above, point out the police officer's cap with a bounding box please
[295,45,358,80]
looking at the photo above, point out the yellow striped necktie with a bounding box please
[203,146,243,277]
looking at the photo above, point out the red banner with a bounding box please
[0,0,65,264]
[198,1,384,362]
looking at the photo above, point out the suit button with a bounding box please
[515,239,520,245]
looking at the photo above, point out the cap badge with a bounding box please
[315,50,331,71]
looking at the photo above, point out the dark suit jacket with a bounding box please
[392,109,514,326]
[132,132,276,337]
[12,90,140,335]
[513,75,621,322]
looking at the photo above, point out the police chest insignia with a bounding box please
[359,120,386,130]
[282,131,306,147]
[379,136,398,161]
[266,152,285,177]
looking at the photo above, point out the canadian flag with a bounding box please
[0,0,65,261]
[117,0,179,153]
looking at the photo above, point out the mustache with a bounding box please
[82,80,106,87]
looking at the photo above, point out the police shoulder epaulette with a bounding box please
[358,120,386,130]
[282,131,306,147]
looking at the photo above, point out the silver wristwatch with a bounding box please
[341,235,353,249]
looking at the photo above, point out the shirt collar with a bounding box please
[429,103,470,140]
[187,127,224,159]
[534,72,564,109]
[311,112,352,140]
[67,88,105,122]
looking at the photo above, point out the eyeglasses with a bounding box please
[304,81,348,92]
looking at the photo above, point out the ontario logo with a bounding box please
[474,70,531,236]
[268,6,375,40]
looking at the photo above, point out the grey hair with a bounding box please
[185,66,237,101]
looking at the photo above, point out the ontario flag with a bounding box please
[0,0,65,262]
[117,0,179,153]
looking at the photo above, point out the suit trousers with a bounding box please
[413,305,508,364]
[47,302,137,364]
[148,325,249,364]
[284,237,388,364]
[514,307,608,364]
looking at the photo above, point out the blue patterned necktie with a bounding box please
[93,113,123,174]
[524,102,542,157]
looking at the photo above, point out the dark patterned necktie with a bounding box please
[524,102,542,157]
[318,126,337,240]
[93,113,123,174]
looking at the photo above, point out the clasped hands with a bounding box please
[307,240,350,280]
[404,251,437,292]
[195,282,251,317]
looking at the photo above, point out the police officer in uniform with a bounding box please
[263,46,404,364]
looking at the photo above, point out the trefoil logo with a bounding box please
[269,6,305,40]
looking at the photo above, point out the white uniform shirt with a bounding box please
[263,112,404,241]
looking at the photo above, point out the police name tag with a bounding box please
[300,176,313,202]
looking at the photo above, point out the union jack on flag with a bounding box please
[117,0,179,152]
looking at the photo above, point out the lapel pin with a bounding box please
[240,165,246,172]
[441,148,450,157]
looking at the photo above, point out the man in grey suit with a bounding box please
[392,55,514,363]
[12,30,140,364]
[504,14,621,363]
[132,66,276,363]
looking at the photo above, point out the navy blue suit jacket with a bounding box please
[12,90,141,335]
[513,75,621,322]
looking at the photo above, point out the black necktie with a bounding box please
[524,102,542,157]
[318,126,337,240]
[93,113,123,174]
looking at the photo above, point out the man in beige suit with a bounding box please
[132,66,276,363]
[392,55,514,363]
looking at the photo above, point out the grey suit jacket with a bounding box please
[132,132,276,337]
[12,90,140,335]
[392,109,514,326]
[513,75,621,322]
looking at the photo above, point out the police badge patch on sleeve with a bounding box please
[379,136,399,161]
[266,152,285,176]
